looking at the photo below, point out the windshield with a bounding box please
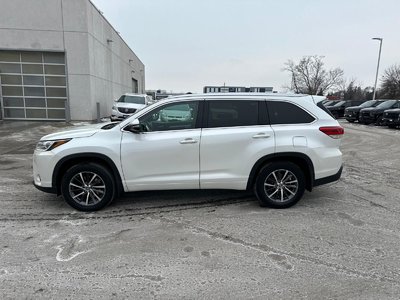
[359,100,376,108]
[376,100,397,109]
[118,95,146,104]
[332,101,345,107]
[373,100,385,107]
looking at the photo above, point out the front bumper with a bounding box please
[382,117,400,126]
[33,150,57,191]
[33,181,57,194]
[359,114,377,123]
[110,109,133,121]
[344,112,358,121]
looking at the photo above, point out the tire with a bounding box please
[61,163,116,211]
[347,119,355,123]
[255,161,305,209]
[375,115,383,126]
[388,124,397,129]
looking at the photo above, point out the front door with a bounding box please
[120,100,202,191]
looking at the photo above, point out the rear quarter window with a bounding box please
[267,101,316,124]
[317,102,335,118]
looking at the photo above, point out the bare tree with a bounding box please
[284,56,344,95]
[329,79,376,100]
[342,79,364,100]
[380,64,400,99]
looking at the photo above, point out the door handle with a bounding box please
[252,133,271,139]
[179,138,198,144]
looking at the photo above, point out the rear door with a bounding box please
[200,99,275,190]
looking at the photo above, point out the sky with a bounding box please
[91,0,400,93]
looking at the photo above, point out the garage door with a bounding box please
[0,51,67,120]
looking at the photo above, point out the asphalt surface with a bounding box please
[0,120,400,299]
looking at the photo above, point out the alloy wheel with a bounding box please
[68,172,106,206]
[263,169,299,203]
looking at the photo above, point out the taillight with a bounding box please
[319,126,344,139]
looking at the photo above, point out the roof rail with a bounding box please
[166,92,309,99]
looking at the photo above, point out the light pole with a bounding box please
[372,37,383,100]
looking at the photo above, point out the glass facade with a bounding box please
[0,51,67,120]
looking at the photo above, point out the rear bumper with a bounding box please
[314,166,343,187]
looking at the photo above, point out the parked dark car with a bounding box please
[344,100,384,123]
[327,101,346,118]
[323,100,335,107]
[359,100,400,125]
[382,109,400,128]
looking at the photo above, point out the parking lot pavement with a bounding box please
[0,120,400,299]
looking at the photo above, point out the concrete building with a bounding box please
[204,86,274,93]
[0,0,145,121]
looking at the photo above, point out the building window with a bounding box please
[0,50,67,120]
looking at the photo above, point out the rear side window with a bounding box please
[207,100,259,128]
[267,101,315,124]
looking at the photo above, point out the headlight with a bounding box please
[112,105,117,110]
[35,139,71,152]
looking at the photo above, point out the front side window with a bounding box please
[207,100,259,128]
[139,101,199,132]
[268,101,315,125]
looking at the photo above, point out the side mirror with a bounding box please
[124,119,142,134]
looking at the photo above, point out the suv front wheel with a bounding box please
[61,163,116,211]
[255,161,305,208]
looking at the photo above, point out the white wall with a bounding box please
[85,1,145,119]
[0,0,64,50]
[0,0,145,120]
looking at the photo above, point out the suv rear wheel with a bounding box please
[61,163,115,211]
[255,161,305,208]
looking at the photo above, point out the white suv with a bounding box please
[110,93,153,121]
[33,93,343,211]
